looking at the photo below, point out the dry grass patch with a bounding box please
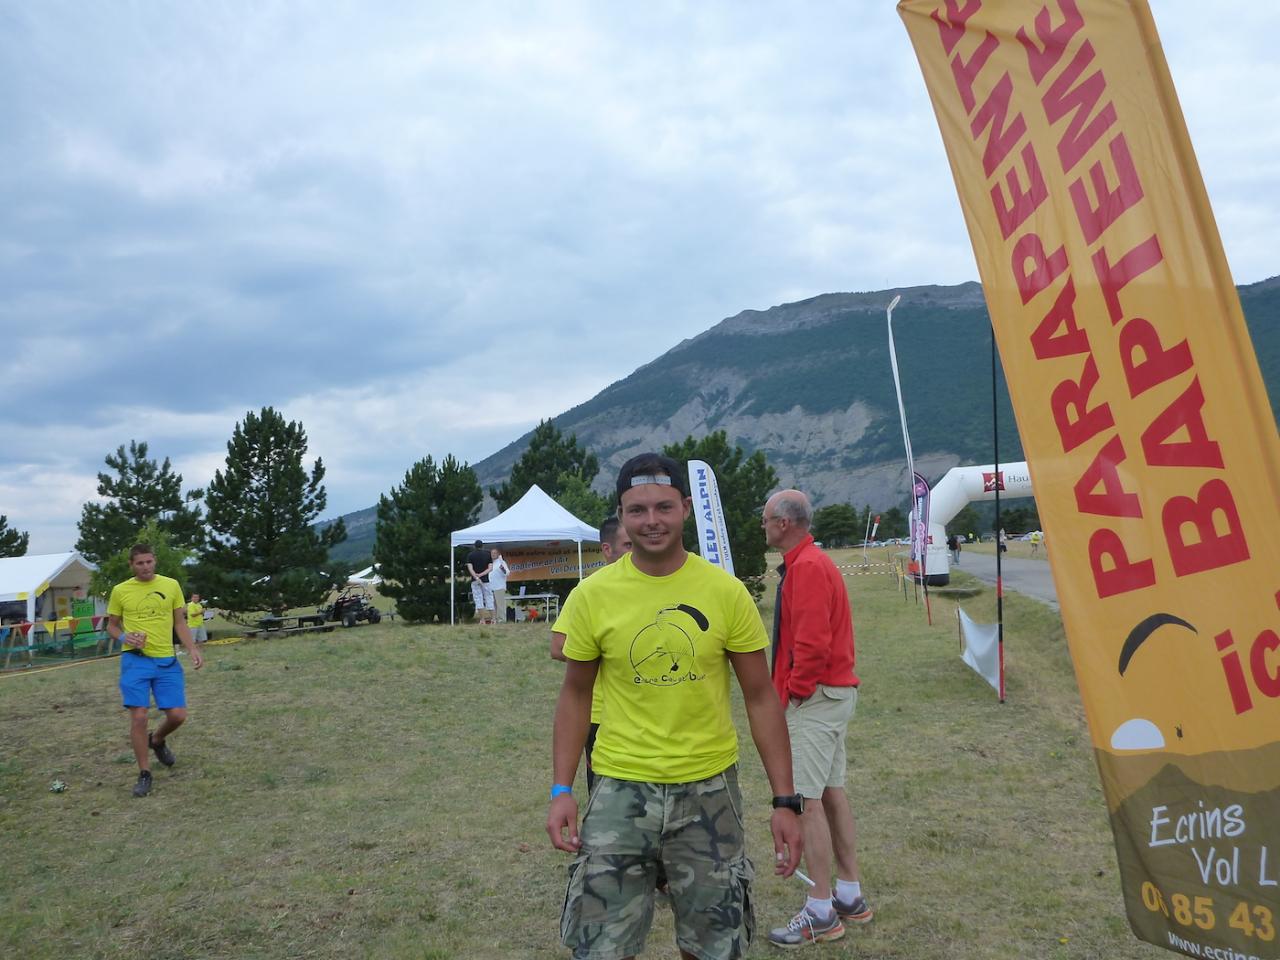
[1,562,1161,959]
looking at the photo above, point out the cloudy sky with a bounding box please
[2,1,1276,554]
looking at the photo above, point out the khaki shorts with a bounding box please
[560,767,755,960]
[786,685,857,799]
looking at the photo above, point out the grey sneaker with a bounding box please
[833,894,873,924]
[149,733,176,767]
[132,770,153,798]
[767,906,845,948]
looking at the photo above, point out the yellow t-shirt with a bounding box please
[559,552,768,783]
[108,575,185,658]
[186,600,205,626]
[555,592,606,725]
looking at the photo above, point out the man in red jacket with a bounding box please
[763,489,873,948]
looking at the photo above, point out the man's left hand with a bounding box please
[190,648,204,670]
[770,808,803,876]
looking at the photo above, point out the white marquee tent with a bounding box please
[449,484,599,624]
[0,552,99,623]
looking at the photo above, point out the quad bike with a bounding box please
[319,588,382,628]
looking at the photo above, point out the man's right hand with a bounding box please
[122,632,145,649]
[546,794,581,852]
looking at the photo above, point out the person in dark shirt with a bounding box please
[465,540,493,623]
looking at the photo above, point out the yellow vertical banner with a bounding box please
[899,1,1280,956]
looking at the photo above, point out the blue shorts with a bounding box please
[119,652,186,709]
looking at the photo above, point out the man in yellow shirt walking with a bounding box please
[186,593,207,644]
[108,544,203,798]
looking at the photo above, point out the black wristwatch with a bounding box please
[772,794,804,814]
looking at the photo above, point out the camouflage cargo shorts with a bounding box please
[559,766,756,960]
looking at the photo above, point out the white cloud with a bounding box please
[0,0,1274,553]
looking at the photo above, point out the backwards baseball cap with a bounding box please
[615,452,689,500]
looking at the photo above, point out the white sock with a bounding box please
[835,879,861,903]
[806,895,834,919]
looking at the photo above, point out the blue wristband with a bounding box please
[550,783,573,799]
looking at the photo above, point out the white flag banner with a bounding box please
[958,607,1001,696]
[688,459,734,575]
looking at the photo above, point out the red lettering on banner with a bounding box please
[971,73,1028,176]
[1216,630,1255,715]
[1016,0,1085,84]
[1118,316,1193,397]
[992,142,1049,239]
[1162,478,1250,576]
[1253,630,1280,699]
[1141,378,1225,469]
[1216,593,1280,713]
[1074,435,1143,517]
[1092,234,1164,324]
[1051,355,1114,451]
[1069,134,1144,243]
[950,30,999,112]
[1042,40,1117,173]
[931,0,984,56]
[1030,278,1090,359]
[1089,528,1156,598]
[1012,233,1068,304]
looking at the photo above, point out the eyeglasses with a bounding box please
[761,514,785,525]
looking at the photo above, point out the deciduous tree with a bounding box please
[553,472,612,527]
[76,441,204,564]
[374,455,482,623]
[90,520,194,600]
[811,503,860,548]
[199,408,345,615]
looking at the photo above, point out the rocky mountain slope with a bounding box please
[328,276,1279,563]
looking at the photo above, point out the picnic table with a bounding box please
[245,613,334,638]
[510,592,559,623]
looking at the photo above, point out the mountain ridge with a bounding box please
[327,276,1279,564]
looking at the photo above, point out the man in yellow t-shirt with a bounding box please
[546,453,802,960]
[186,593,207,644]
[550,514,632,792]
[108,544,203,798]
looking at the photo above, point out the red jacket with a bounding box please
[771,535,858,704]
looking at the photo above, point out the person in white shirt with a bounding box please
[489,547,511,624]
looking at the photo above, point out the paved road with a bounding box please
[950,551,1060,610]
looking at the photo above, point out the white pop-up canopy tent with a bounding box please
[449,484,599,624]
[0,552,98,623]
[348,565,382,586]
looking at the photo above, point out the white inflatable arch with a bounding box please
[915,461,1034,585]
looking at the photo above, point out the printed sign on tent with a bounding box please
[900,1,1280,955]
[504,545,605,582]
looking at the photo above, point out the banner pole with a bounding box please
[992,327,1005,704]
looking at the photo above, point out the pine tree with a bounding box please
[75,440,204,564]
[490,419,600,511]
[200,408,346,615]
[0,514,29,557]
[373,455,482,623]
[663,431,777,597]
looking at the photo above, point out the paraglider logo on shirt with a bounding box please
[135,590,173,627]
[629,604,709,686]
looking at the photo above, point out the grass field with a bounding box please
[0,549,1165,959]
